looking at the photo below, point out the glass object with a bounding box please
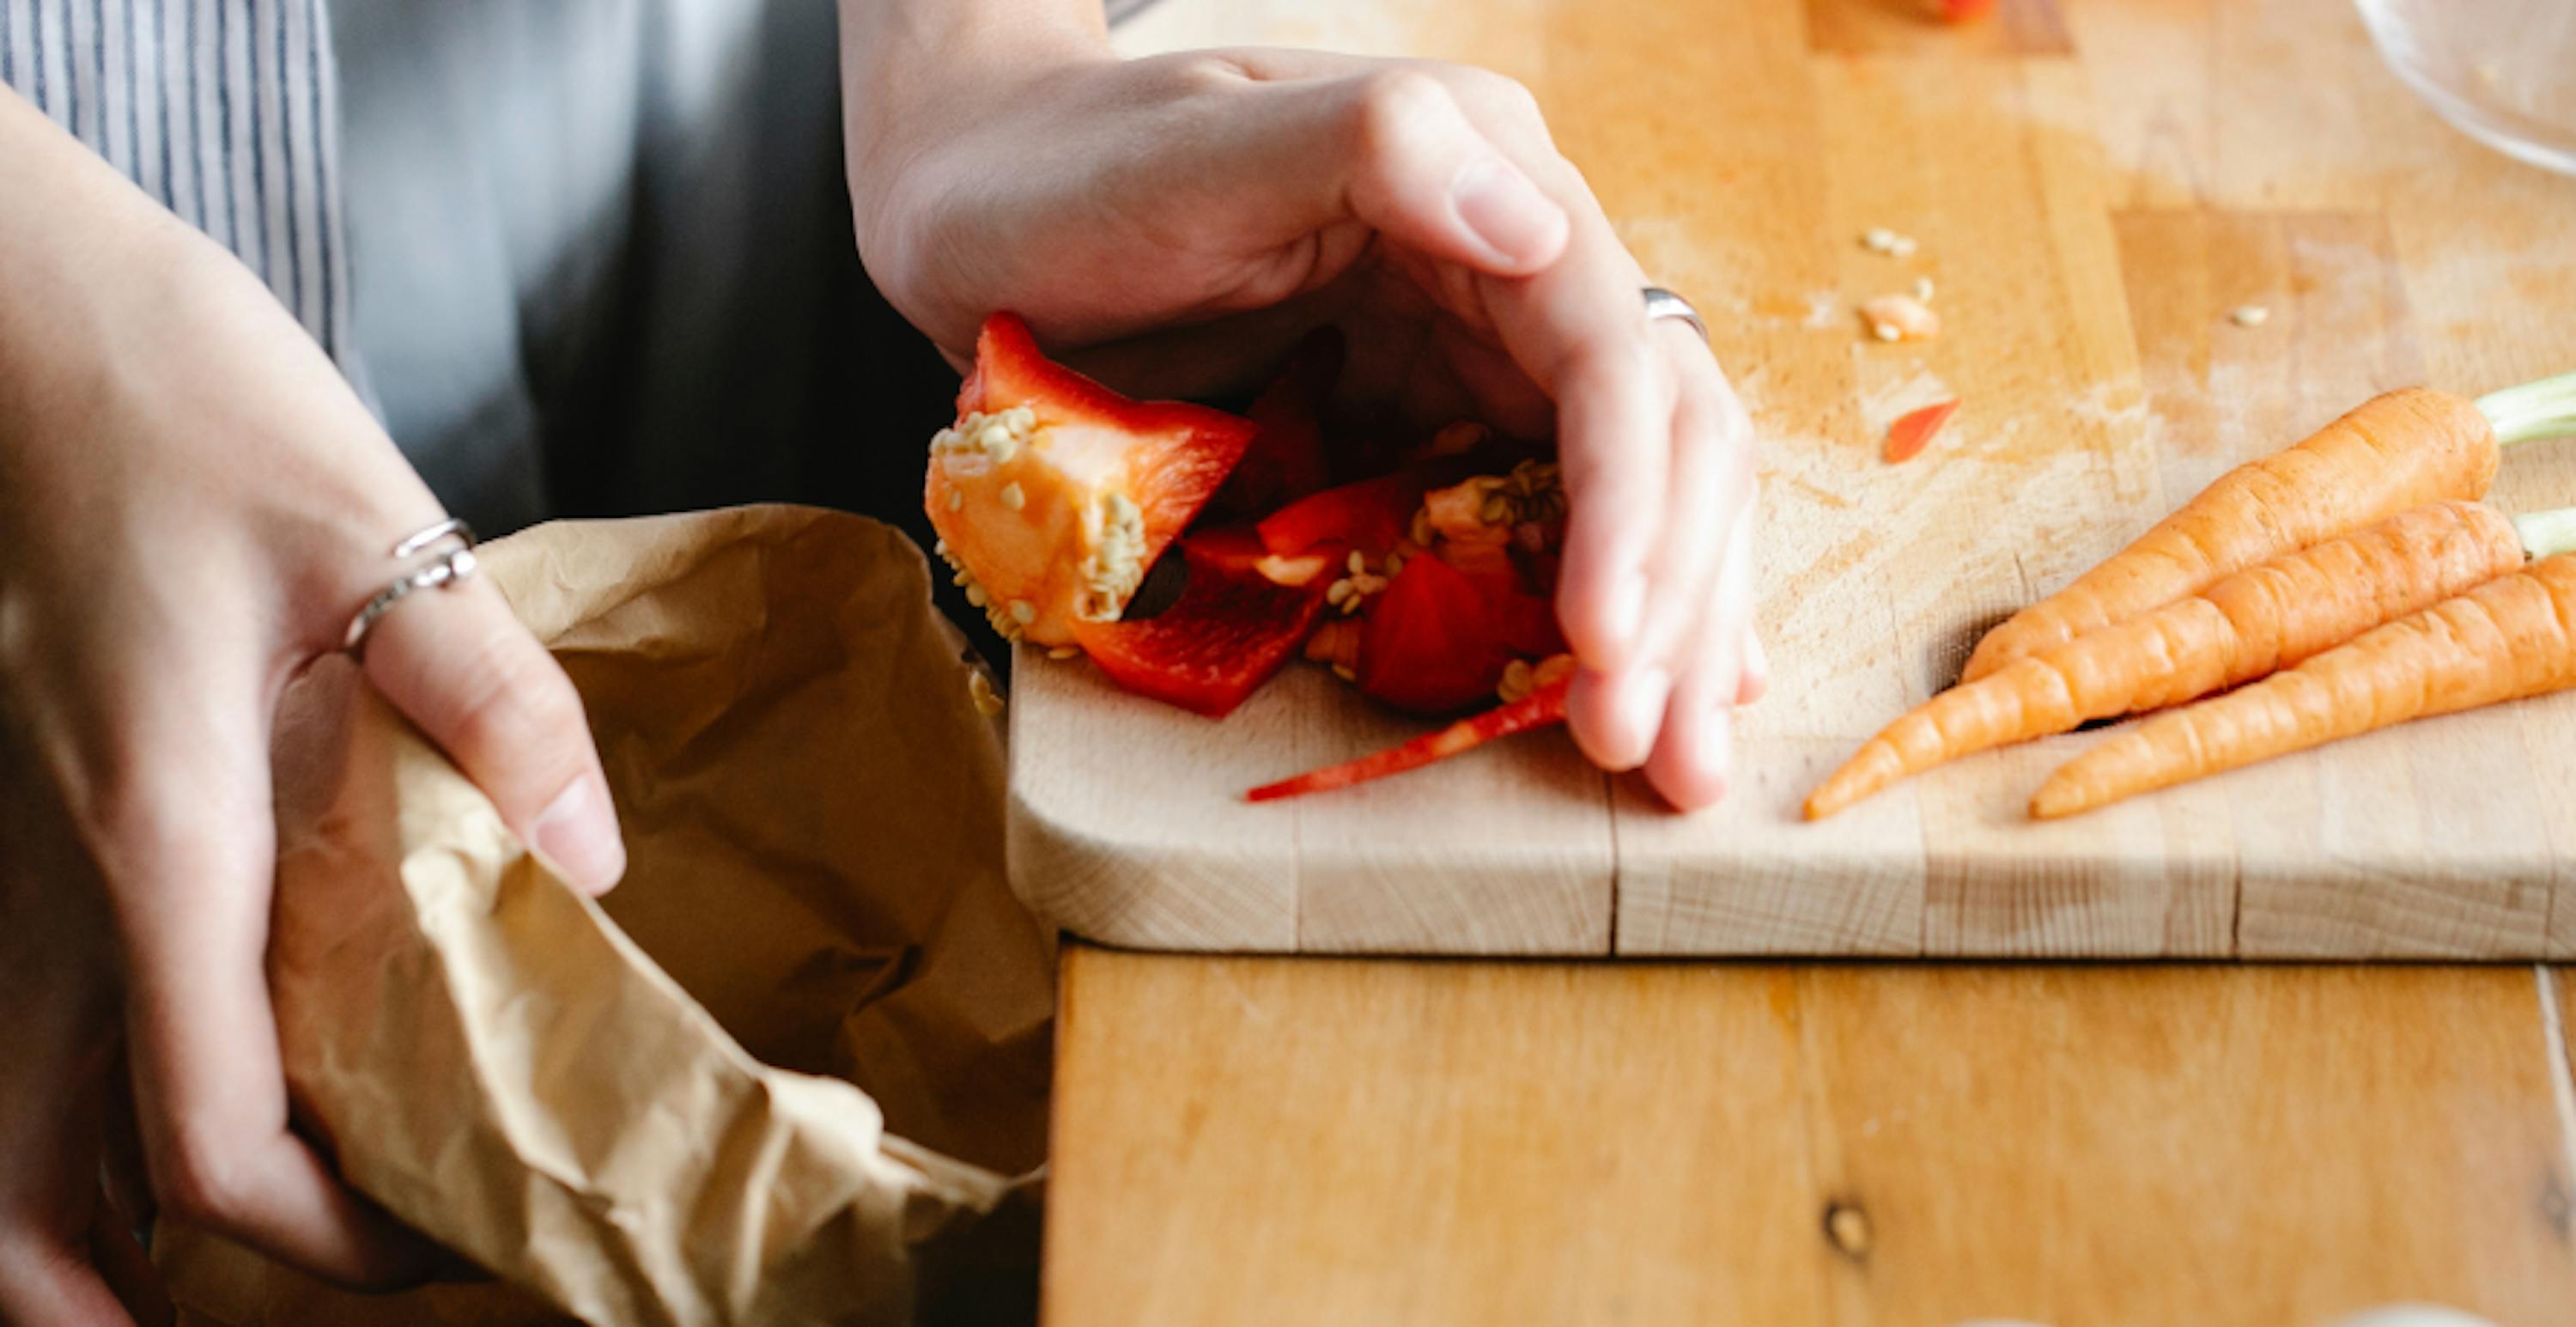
[2354,0,2576,175]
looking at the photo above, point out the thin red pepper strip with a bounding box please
[1244,679,1571,802]
[1884,399,1959,464]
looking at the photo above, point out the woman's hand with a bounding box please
[0,89,625,1321]
[842,21,1765,808]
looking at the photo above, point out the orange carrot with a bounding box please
[1803,499,2531,819]
[2031,551,2576,819]
[1886,400,1959,464]
[1246,680,1569,801]
[1960,387,2503,683]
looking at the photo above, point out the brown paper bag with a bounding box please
[159,506,1052,1326]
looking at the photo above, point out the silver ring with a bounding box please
[1643,286,1707,342]
[342,518,479,658]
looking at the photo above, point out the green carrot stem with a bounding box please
[2477,370,2576,447]
[2512,506,2576,560]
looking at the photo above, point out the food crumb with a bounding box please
[1912,276,1935,303]
[1861,227,1919,258]
[1048,646,1079,660]
[968,671,1005,717]
[2229,303,2270,328]
[1862,293,1941,343]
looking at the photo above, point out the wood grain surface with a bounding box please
[1046,947,2576,1326]
[1009,0,2576,957]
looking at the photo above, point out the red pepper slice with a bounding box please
[1210,330,1341,519]
[1355,552,1510,714]
[1070,537,1330,718]
[1257,471,1437,561]
[1245,680,1572,801]
[1884,399,1959,464]
[1179,525,1340,588]
[1938,0,1996,20]
[952,311,1259,570]
[1433,538,1525,606]
[1497,591,1568,658]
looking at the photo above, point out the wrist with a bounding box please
[836,1,1112,277]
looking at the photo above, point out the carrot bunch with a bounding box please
[1807,370,2576,819]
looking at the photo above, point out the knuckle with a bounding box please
[77,770,255,900]
[1352,68,1456,159]
[1571,341,1658,404]
[1163,51,1253,97]
[1455,66,1546,127]
[151,1130,250,1228]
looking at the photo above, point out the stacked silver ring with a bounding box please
[341,517,479,657]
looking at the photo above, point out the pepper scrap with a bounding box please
[1180,524,1340,588]
[1069,533,1332,719]
[1355,552,1512,713]
[1245,679,1573,801]
[1884,399,1959,464]
[1258,470,1442,563]
[925,312,1258,646]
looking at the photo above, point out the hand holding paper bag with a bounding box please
[161,507,1054,1325]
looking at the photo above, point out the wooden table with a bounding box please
[1050,952,2576,1324]
[1044,0,2576,1321]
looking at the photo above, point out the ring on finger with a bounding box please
[341,518,479,658]
[1642,286,1708,342]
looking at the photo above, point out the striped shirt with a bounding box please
[0,0,354,367]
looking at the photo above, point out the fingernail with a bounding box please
[1452,155,1567,270]
[534,775,626,895]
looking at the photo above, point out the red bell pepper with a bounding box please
[1071,535,1330,718]
[1257,471,1437,561]
[1432,538,1525,605]
[1429,531,1563,656]
[1354,552,1510,714]
[1245,680,1572,801]
[949,311,1258,576]
[1210,330,1341,519]
[1497,592,1568,659]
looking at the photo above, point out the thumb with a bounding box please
[358,575,626,895]
[1242,65,1571,276]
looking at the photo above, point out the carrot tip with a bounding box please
[2029,783,2084,819]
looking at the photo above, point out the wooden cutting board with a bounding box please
[1008,0,2576,958]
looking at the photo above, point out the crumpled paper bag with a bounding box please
[158,505,1053,1326]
